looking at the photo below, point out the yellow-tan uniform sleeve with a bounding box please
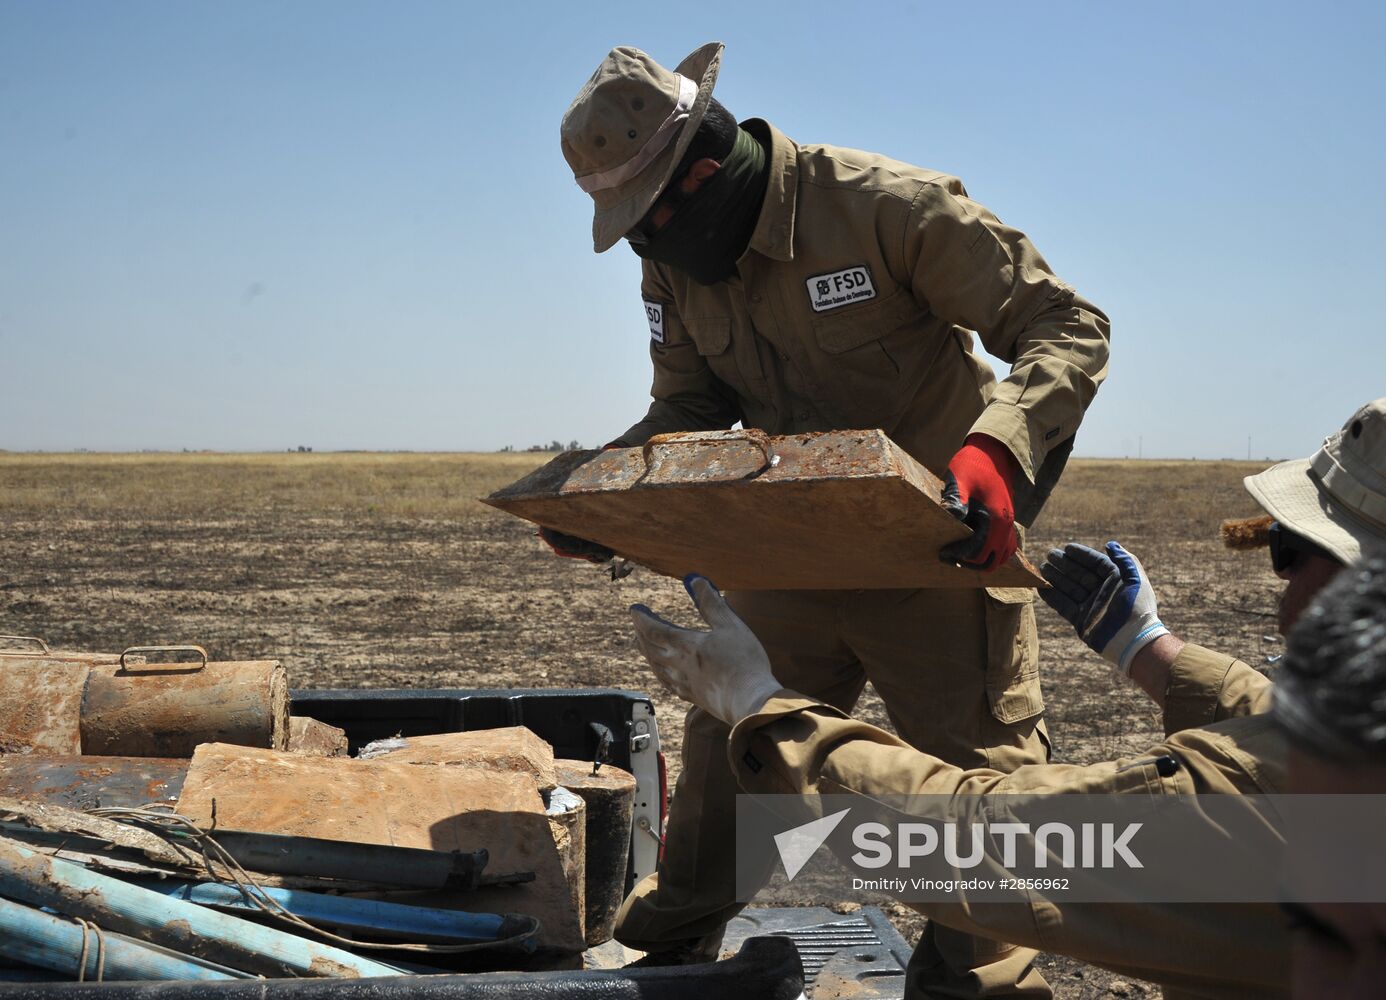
[728,691,1273,799]
[728,692,1290,998]
[609,263,741,448]
[900,183,1110,493]
[1162,643,1276,736]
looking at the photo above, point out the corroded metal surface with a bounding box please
[81,659,289,757]
[555,760,636,946]
[484,429,1045,589]
[0,754,185,809]
[0,659,90,754]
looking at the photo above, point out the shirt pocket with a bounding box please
[686,316,757,400]
[810,288,919,378]
[686,315,731,356]
[982,585,1044,725]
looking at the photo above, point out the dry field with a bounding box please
[0,452,1281,998]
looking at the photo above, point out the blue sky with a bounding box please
[2,1,1382,458]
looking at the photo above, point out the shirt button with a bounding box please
[779,352,790,361]
[750,293,762,303]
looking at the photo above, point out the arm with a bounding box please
[1158,643,1275,735]
[731,694,1018,797]
[1127,633,1185,710]
[1040,542,1275,728]
[627,578,1288,995]
[726,699,1289,994]
[607,263,740,448]
[901,181,1110,521]
[629,576,1090,799]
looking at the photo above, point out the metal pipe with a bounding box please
[81,659,289,756]
[0,837,407,979]
[0,896,246,981]
[131,878,519,945]
[200,829,489,890]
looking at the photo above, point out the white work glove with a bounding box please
[1039,541,1170,676]
[629,575,783,726]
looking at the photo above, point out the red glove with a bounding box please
[939,434,1020,572]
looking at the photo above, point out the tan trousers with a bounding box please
[615,585,1051,997]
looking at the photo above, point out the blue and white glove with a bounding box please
[1039,541,1170,676]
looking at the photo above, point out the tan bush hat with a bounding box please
[561,42,723,253]
[1245,397,1386,565]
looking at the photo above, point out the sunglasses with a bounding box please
[1268,521,1335,573]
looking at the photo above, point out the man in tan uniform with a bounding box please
[558,42,1110,994]
[627,397,1386,999]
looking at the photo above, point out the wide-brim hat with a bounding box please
[561,42,723,253]
[1244,397,1386,565]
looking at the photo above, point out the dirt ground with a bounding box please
[0,452,1280,998]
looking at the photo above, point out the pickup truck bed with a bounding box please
[0,687,910,999]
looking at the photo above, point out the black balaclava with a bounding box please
[630,126,769,285]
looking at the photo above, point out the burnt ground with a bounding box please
[0,454,1280,998]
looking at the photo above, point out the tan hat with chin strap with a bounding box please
[1245,397,1386,565]
[561,42,723,253]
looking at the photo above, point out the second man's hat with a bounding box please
[1245,397,1386,565]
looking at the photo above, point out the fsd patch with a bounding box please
[806,266,876,313]
[643,299,666,343]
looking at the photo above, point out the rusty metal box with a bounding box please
[484,429,1043,589]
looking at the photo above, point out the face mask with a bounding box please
[629,127,768,285]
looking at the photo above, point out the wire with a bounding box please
[86,806,539,957]
[73,917,106,982]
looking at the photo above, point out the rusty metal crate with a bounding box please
[484,429,1044,589]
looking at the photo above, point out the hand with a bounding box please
[1039,541,1170,675]
[629,575,783,726]
[539,527,615,564]
[939,435,1021,571]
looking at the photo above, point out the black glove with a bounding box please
[938,471,991,567]
[539,527,615,564]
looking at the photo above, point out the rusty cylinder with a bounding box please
[0,659,91,755]
[555,759,637,946]
[80,660,289,758]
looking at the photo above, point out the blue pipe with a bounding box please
[0,837,407,979]
[0,895,245,981]
[132,878,511,943]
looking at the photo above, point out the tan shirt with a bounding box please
[726,643,1287,998]
[616,119,1111,520]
